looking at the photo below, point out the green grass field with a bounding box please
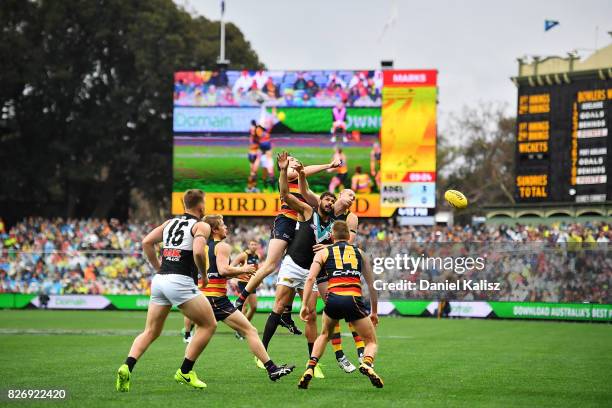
[0,310,611,408]
[173,145,371,193]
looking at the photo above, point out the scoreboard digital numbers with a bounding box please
[515,77,612,203]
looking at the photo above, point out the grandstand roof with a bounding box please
[512,41,612,85]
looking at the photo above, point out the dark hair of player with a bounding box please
[332,221,350,241]
[319,191,336,202]
[183,189,204,209]
[203,214,223,232]
[355,166,362,173]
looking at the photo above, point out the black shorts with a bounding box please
[270,214,297,242]
[206,296,237,321]
[236,280,254,294]
[259,141,272,152]
[324,293,369,323]
[248,153,258,163]
[335,173,348,185]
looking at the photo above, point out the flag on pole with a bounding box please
[545,20,559,31]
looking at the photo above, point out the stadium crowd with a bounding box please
[174,70,383,107]
[0,217,610,304]
[0,218,153,295]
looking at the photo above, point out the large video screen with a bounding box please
[172,69,437,218]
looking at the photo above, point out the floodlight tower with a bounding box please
[217,0,230,70]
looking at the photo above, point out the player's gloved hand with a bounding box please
[299,306,310,322]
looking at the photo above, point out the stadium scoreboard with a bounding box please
[515,77,612,203]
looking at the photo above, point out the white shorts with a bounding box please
[260,153,273,170]
[277,255,317,292]
[150,274,201,307]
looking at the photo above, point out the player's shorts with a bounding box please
[206,295,237,321]
[270,214,297,242]
[248,153,258,163]
[324,293,369,322]
[260,152,273,170]
[277,255,317,291]
[259,141,272,152]
[335,173,348,185]
[236,280,253,294]
[150,273,201,307]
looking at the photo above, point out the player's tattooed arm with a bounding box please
[360,249,378,326]
[142,220,169,271]
[296,161,320,207]
[193,222,212,286]
[346,212,359,244]
[278,151,312,219]
[216,242,256,277]
[300,251,324,322]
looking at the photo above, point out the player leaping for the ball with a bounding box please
[298,170,365,373]
[234,156,341,335]
[200,214,295,381]
[258,151,337,379]
[298,220,383,389]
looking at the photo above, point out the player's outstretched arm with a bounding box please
[193,222,211,286]
[278,151,312,218]
[360,249,378,326]
[300,251,324,322]
[296,161,320,207]
[142,221,168,271]
[216,242,256,278]
[302,156,341,177]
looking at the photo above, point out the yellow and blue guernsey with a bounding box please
[319,241,369,324]
[199,239,237,321]
[323,241,363,297]
[200,239,227,297]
